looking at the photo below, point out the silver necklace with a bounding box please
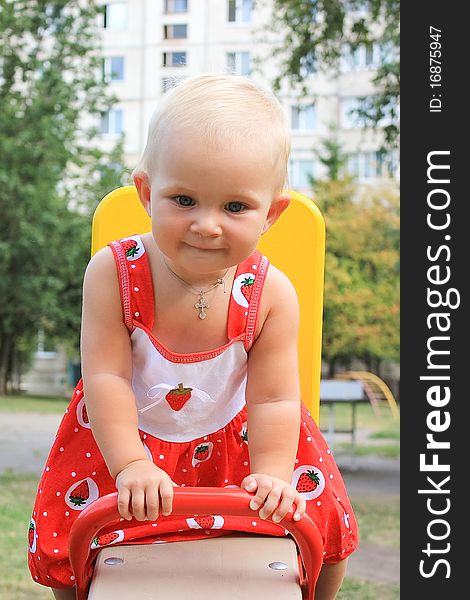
[163,259,229,320]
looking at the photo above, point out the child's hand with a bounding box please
[115,459,178,521]
[241,474,306,523]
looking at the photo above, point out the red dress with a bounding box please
[28,235,358,590]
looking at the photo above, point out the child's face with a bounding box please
[136,129,289,276]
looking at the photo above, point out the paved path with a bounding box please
[339,455,400,585]
[0,410,399,586]
[0,411,63,475]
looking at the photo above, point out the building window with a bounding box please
[103,56,125,81]
[164,0,188,14]
[163,23,188,39]
[162,77,182,92]
[347,43,380,70]
[100,109,123,135]
[228,0,252,22]
[288,159,314,188]
[163,51,187,67]
[103,3,127,31]
[340,97,364,129]
[226,51,251,76]
[291,105,315,131]
[347,151,397,179]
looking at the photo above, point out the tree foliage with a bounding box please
[0,0,125,393]
[311,137,399,375]
[265,0,400,146]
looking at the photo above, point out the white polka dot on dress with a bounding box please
[159,455,165,460]
[134,287,139,292]
[252,521,257,527]
[43,511,47,517]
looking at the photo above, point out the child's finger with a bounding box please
[159,478,174,516]
[145,484,159,521]
[131,488,146,521]
[117,488,132,520]
[242,476,257,492]
[249,477,273,510]
[293,495,307,521]
[271,488,296,523]
[258,488,282,520]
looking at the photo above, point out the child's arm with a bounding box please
[81,248,175,521]
[242,266,306,522]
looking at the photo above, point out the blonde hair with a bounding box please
[133,73,290,187]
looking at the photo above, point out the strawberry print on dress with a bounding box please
[121,236,144,261]
[28,236,358,591]
[91,530,124,550]
[232,272,256,308]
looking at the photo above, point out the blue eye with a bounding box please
[174,195,194,206]
[226,201,245,213]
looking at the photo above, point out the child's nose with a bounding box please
[189,213,222,237]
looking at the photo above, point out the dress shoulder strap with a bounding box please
[108,235,155,332]
[227,250,270,351]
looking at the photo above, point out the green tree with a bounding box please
[0,0,125,394]
[264,0,400,146]
[321,185,399,376]
[311,137,399,376]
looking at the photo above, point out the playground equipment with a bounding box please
[68,186,326,599]
[335,371,400,419]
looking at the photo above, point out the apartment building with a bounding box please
[21,1,398,396]
[98,0,398,193]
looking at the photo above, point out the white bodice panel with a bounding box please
[131,327,248,442]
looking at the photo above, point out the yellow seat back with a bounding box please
[91,186,325,423]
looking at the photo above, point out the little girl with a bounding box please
[28,73,358,600]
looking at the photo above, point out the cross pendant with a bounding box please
[195,293,209,320]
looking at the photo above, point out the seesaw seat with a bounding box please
[88,534,302,599]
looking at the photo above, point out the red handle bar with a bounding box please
[69,488,323,600]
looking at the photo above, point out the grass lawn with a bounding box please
[0,472,51,600]
[338,579,399,599]
[0,394,68,415]
[320,401,400,458]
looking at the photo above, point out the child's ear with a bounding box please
[133,172,151,216]
[261,191,291,234]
